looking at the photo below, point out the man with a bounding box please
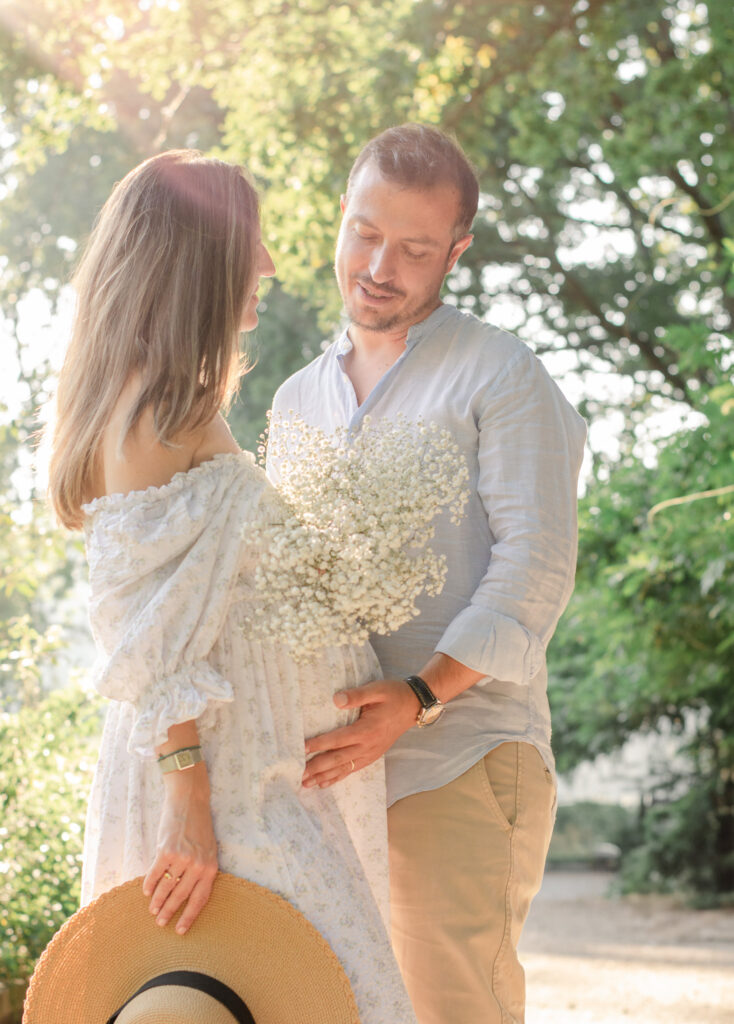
[268,124,587,1023]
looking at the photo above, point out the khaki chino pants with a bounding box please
[388,742,555,1024]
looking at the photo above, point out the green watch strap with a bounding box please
[157,746,203,774]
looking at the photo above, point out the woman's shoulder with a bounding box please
[190,412,240,466]
[85,383,260,522]
[96,375,241,501]
[82,448,264,584]
[82,449,259,520]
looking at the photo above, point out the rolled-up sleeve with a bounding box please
[436,347,587,684]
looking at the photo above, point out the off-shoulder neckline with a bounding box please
[82,451,258,517]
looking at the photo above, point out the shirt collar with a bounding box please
[405,303,455,348]
[335,303,456,359]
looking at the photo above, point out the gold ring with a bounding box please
[163,870,173,881]
[349,760,355,772]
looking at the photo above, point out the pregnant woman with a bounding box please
[47,149,416,1023]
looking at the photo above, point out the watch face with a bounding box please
[419,703,445,726]
[174,749,195,770]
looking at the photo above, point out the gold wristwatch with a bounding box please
[157,746,203,774]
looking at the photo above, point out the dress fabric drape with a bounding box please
[81,451,416,1024]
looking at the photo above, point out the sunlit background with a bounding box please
[0,1,732,1019]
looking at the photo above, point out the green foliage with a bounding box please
[548,801,634,865]
[551,384,734,766]
[0,685,102,984]
[0,410,84,710]
[619,775,734,904]
[0,396,95,981]
[228,282,327,451]
[0,128,135,310]
[550,383,734,893]
[1,0,731,405]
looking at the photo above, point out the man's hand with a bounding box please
[302,679,420,789]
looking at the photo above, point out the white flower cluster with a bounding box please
[244,413,470,662]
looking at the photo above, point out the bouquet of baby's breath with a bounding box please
[244,413,469,662]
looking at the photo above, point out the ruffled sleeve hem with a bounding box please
[95,660,234,759]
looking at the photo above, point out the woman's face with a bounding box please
[241,234,276,332]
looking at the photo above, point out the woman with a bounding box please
[48,150,416,1023]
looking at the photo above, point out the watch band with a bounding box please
[157,746,203,774]
[404,675,446,728]
[403,675,439,709]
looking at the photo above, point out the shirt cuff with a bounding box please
[435,607,545,685]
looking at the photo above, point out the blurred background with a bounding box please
[0,0,732,1020]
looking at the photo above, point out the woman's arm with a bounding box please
[100,405,239,933]
[142,721,218,935]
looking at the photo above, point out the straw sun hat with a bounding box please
[23,872,360,1023]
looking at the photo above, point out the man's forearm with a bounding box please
[417,652,485,705]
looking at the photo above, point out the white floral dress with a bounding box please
[81,452,416,1024]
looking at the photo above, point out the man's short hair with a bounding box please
[346,123,479,239]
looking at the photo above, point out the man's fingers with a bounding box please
[305,682,394,755]
[309,757,369,789]
[312,772,344,789]
[303,748,367,787]
[303,750,351,781]
[333,681,383,710]
[305,720,365,755]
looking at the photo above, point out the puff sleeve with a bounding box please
[83,454,266,758]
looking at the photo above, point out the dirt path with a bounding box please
[519,871,734,1024]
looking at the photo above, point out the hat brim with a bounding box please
[23,872,360,1023]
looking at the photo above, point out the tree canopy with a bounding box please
[1,0,731,411]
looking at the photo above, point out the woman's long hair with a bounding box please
[48,149,259,530]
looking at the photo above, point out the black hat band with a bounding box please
[105,969,256,1024]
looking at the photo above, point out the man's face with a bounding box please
[335,161,472,336]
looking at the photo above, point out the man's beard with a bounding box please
[343,276,443,333]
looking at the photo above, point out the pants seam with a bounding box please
[491,742,522,1024]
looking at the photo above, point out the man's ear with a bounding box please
[340,194,347,214]
[447,234,473,273]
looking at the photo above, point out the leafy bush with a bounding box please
[0,686,102,984]
[619,777,734,906]
[0,413,86,712]
[550,384,734,896]
[549,801,635,866]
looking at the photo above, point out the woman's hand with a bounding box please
[142,765,218,935]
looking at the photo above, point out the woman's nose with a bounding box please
[259,243,276,278]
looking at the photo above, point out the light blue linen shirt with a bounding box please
[268,304,587,806]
